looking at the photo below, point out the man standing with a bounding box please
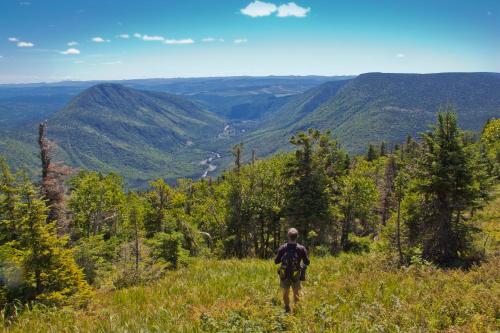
[275,228,310,313]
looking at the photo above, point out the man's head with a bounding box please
[287,228,299,243]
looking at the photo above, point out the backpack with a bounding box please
[278,244,302,282]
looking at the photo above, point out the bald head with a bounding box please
[287,228,298,242]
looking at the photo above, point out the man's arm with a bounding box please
[302,246,310,266]
[274,246,284,264]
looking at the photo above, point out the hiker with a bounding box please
[275,228,310,313]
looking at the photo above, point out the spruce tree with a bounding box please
[366,144,378,161]
[285,129,332,245]
[1,168,91,306]
[413,111,485,265]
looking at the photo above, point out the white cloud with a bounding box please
[92,37,110,43]
[277,2,310,17]
[396,53,405,58]
[8,37,19,42]
[234,38,248,44]
[241,1,277,17]
[142,35,164,41]
[60,48,80,55]
[73,60,85,64]
[118,34,130,39]
[202,37,224,42]
[133,33,142,38]
[163,39,194,45]
[102,61,122,65]
[67,41,78,46]
[17,41,34,47]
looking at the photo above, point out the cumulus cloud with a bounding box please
[17,41,34,47]
[133,33,142,38]
[241,1,277,17]
[118,34,130,39]
[163,39,194,45]
[92,37,110,43]
[60,48,80,55]
[8,37,19,42]
[234,38,248,44]
[277,2,310,17]
[396,53,405,58]
[142,35,164,41]
[67,41,78,46]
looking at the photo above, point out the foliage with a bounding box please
[68,171,126,239]
[0,164,92,308]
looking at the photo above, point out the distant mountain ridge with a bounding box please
[244,72,500,155]
[0,72,499,186]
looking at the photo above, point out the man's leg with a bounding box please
[292,283,301,304]
[282,286,291,312]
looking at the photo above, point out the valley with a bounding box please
[0,73,499,186]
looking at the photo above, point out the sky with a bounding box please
[0,0,499,83]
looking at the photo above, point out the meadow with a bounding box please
[2,189,498,333]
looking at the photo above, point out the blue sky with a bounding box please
[0,0,498,83]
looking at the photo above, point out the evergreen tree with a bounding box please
[284,129,332,246]
[0,170,91,306]
[366,144,378,161]
[225,144,247,257]
[380,142,387,157]
[411,111,487,265]
[144,179,172,237]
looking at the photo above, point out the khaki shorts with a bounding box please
[280,278,301,289]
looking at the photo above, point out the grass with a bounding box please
[2,191,499,332]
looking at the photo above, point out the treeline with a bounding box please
[0,110,498,309]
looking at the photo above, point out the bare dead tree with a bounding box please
[38,122,73,234]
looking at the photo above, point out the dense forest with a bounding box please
[0,109,498,329]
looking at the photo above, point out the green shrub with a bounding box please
[147,232,188,269]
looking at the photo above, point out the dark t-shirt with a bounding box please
[274,243,310,266]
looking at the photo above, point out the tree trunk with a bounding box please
[396,199,403,266]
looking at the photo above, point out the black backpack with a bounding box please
[278,245,302,281]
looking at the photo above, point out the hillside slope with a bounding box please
[245,72,500,155]
[0,84,225,185]
[4,189,499,332]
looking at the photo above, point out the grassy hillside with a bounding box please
[3,188,498,332]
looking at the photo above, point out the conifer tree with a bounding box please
[1,167,91,306]
[144,178,172,237]
[225,144,246,257]
[366,144,378,161]
[410,111,487,265]
[285,129,332,245]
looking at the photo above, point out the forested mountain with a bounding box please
[0,76,346,125]
[0,84,225,185]
[245,72,500,155]
[0,73,499,185]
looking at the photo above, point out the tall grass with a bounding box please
[2,190,499,332]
